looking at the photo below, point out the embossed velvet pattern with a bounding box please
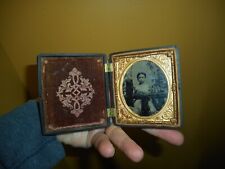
[42,57,107,132]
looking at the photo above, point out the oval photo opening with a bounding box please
[122,60,168,116]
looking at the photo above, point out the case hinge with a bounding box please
[107,108,115,117]
[104,63,113,72]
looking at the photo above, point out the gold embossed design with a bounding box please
[56,67,95,118]
[111,48,180,127]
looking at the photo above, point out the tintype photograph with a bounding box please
[122,60,168,116]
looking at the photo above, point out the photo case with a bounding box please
[38,46,182,134]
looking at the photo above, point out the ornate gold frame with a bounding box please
[111,47,181,127]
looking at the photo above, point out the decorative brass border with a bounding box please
[111,47,180,127]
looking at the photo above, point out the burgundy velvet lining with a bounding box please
[42,57,107,131]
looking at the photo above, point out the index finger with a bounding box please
[106,125,144,162]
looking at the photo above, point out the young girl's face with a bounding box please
[137,74,146,84]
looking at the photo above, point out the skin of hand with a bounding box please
[57,125,184,162]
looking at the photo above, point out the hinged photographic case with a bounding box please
[38,46,182,135]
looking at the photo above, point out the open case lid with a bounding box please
[38,46,182,135]
[38,54,110,134]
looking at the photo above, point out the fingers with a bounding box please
[57,129,116,158]
[143,129,184,146]
[56,131,90,148]
[56,129,105,149]
[57,127,183,162]
[106,125,144,162]
[90,131,115,158]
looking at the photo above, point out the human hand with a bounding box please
[57,125,184,162]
